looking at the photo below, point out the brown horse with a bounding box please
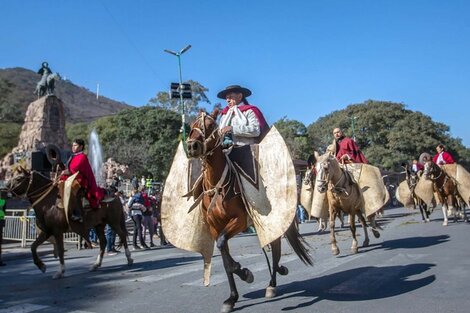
[6,168,133,279]
[403,164,431,222]
[186,111,312,313]
[423,161,466,226]
[315,153,380,255]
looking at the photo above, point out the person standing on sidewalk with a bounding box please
[0,189,7,266]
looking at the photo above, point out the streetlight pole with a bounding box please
[164,45,192,151]
[350,116,357,141]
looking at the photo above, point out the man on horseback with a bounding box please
[433,144,455,166]
[331,127,368,163]
[60,139,105,222]
[217,85,268,147]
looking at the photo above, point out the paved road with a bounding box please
[1,206,469,313]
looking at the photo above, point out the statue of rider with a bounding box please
[35,62,53,96]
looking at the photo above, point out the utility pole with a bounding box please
[350,116,357,141]
[164,45,192,154]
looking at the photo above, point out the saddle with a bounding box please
[185,145,261,206]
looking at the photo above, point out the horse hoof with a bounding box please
[363,239,369,247]
[442,221,448,226]
[39,264,47,273]
[332,247,340,256]
[243,268,254,284]
[265,286,277,298]
[52,272,64,280]
[351,247,358,254]
[372,230,380,238]
[128,258,134,266]
[90,264,99,272]
[278,265,289,276]
[221,303,234,313]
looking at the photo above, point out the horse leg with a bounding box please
[367,215,381,238]
[447,196,456,223]
[91,225,106,271]
[112,219,133,266]
[421,200,431,222]
[31,231,50,273]
[217,233,242,313]
[357,212,370,247]
[349,213,358,254]
[329,209,340,255]
[52,234,66,279]
[264,237,288,298]
[441,202,449,226]
[339,211,345,228]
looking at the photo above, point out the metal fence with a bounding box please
[3,209,79,248]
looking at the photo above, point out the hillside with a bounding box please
[0,67,133,123]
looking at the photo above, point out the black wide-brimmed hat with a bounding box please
[217,85,252,99]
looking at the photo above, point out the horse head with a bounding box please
[315,153,333,193]
[6,167,31,197]
[187,109,221,158]
[423,161,440,180]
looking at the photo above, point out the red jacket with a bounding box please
[335,137,368,163]
[62,152,104,208]
[432,151,455,165]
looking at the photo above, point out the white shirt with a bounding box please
[436,152,445,165]
[219,104,261,146]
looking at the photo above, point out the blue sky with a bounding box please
[2,0,469,146]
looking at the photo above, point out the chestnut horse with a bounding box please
[6,168,133,279]
[423,161,466,226]
[186,111,313,313]
[315,153,380,256]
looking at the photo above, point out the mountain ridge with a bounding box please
[0,67,133,123]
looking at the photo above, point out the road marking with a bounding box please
[0,304,49,313]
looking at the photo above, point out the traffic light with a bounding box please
[169,83,192,99]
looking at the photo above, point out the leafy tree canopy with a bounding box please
[66,106,182,181]
[147,80,212,120]
[306,100,470,170]
[274,117,310,160]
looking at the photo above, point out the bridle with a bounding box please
[9,171,58,207]
[187,112,222,158]
[316,156,348,195]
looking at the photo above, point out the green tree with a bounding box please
[147,80,211,120]
[274,117,310,160]
[0,79,22,158]
[92,106,182,180]
[307,100,470,170]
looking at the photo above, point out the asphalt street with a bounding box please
[1,206,469,313]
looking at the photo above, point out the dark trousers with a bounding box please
[105,224,116,252]
[131,214,145,247]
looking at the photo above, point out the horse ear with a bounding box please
[210,108,220,119]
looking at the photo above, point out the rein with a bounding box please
[11,172,59,208]
[189,112,222,158]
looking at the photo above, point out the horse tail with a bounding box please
[284,220,313,266]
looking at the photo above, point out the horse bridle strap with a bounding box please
[187,163,230,214]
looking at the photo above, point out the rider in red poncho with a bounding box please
[332,128,368,164]
[60,139,104,222]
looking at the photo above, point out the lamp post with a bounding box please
[164,45,192,151]
[350,116,357,141]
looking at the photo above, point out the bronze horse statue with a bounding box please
[186,110,313,313]
[315,153,380,255]
[423,161,466,226]
[6,168,133,279]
